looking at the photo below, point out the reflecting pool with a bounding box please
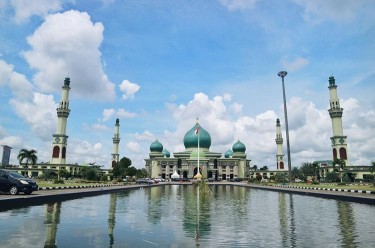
[0,185,374,247]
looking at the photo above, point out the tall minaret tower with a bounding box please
[111,118,120,167]
[51,78,71,164]
[275,118,285,170]
[328,76,348,165]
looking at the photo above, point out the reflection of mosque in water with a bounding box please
[337,201,357,248]
[145,120,251,180]
[44,202,61,248]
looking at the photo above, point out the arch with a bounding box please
[332,148,337,160]
[52,146,60,158]
[111,161,116,167]
[208,171,213,178]
[339,147,347,160]
[193,167,202,176]
[62,146,66,158]
[183,171,188,178]
[279,161,284,170]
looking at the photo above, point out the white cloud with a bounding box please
[293,0,368,23]
[134,131,155,142]
[10,92,57,141]
[127,142,141,153]
[22,10,116,100]
[119,80,140,100]
[281,57,309,72]
[117,108,136,118]
[218,0,257,11]
[11,0,62,23]
[102,108,116,122]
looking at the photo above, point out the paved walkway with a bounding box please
[1,182,374,211]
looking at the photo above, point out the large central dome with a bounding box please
[183,123,211,149]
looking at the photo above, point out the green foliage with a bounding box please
[17,149,38,167]
[259,166,268,171]
[53,179,65,184]
[136,168,148,178]
[248,178,258,183]
[58,169,70,179]
[333,159,346,170]
[255,173,262,182]
[41,169,57,179]
[325,171,340,183]
[126,166,138,177]
[112,157,132,178]
[86,167,100,180]
[300,162,320,177]
[100,175,108,181]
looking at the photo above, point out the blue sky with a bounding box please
[0,0,374,169]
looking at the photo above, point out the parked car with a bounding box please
[135,178,154,185]
[0,169,38,195]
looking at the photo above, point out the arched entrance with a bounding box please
[208,171,213,178]
[193,167,202,176]
[183,171,188,178]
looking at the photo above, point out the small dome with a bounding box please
[183,123,211,149]
[224,149,233,158]
[150,139,163,152]
[232,140,246,153]
[162,149,170,158]
[190,149,206,159]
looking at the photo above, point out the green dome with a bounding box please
[183,123,211,149]
[150,139,163,152]
[224,149,233,158]
[190,149,206,159]
[232,140,246,153]
[162,149,170,158]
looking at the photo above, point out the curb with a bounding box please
[38,183,125,191]
[272,185,375,194]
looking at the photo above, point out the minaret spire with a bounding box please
[111,118,120,167]
[275,118,285,170]
[328,76,348,165]
[51,77,71,164]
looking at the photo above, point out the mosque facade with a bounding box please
[145,121,251,180]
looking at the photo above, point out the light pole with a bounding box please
[278,71,292,183]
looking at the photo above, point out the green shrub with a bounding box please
[53,179,65,184]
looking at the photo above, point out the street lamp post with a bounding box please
[278,71,292,183]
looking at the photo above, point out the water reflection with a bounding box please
[44,202,61,248]
[337,201,358,248]
[108,193,117,247]
[0,185,374,247]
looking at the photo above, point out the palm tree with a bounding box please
[334,159,346,183]
[17,149,38,176]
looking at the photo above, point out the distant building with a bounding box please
[1,145,12,166]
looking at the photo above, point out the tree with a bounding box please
[333,159,346,182]
[300,162,319,180]
[136,168,148,178]
[126,166,138,177]
[112,157,132,179]
[251,165,258,171]
[58,169,70,179]
[17,149,38,175]
[325,171,339,183]
[259,166,268,171]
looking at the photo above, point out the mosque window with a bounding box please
[333,148,337,160]
[62,147,66,158]
[214,159,218,169]
[339,148,347,160]
[280,162,284,169]
[52,146,60,158]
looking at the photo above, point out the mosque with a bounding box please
[145,120,251,181]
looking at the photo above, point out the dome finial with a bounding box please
[196,117,199,124]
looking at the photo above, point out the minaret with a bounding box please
[328,76,348,165]
[51,78,71,164]
[275,118,285,170]
[111,118,120,167]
